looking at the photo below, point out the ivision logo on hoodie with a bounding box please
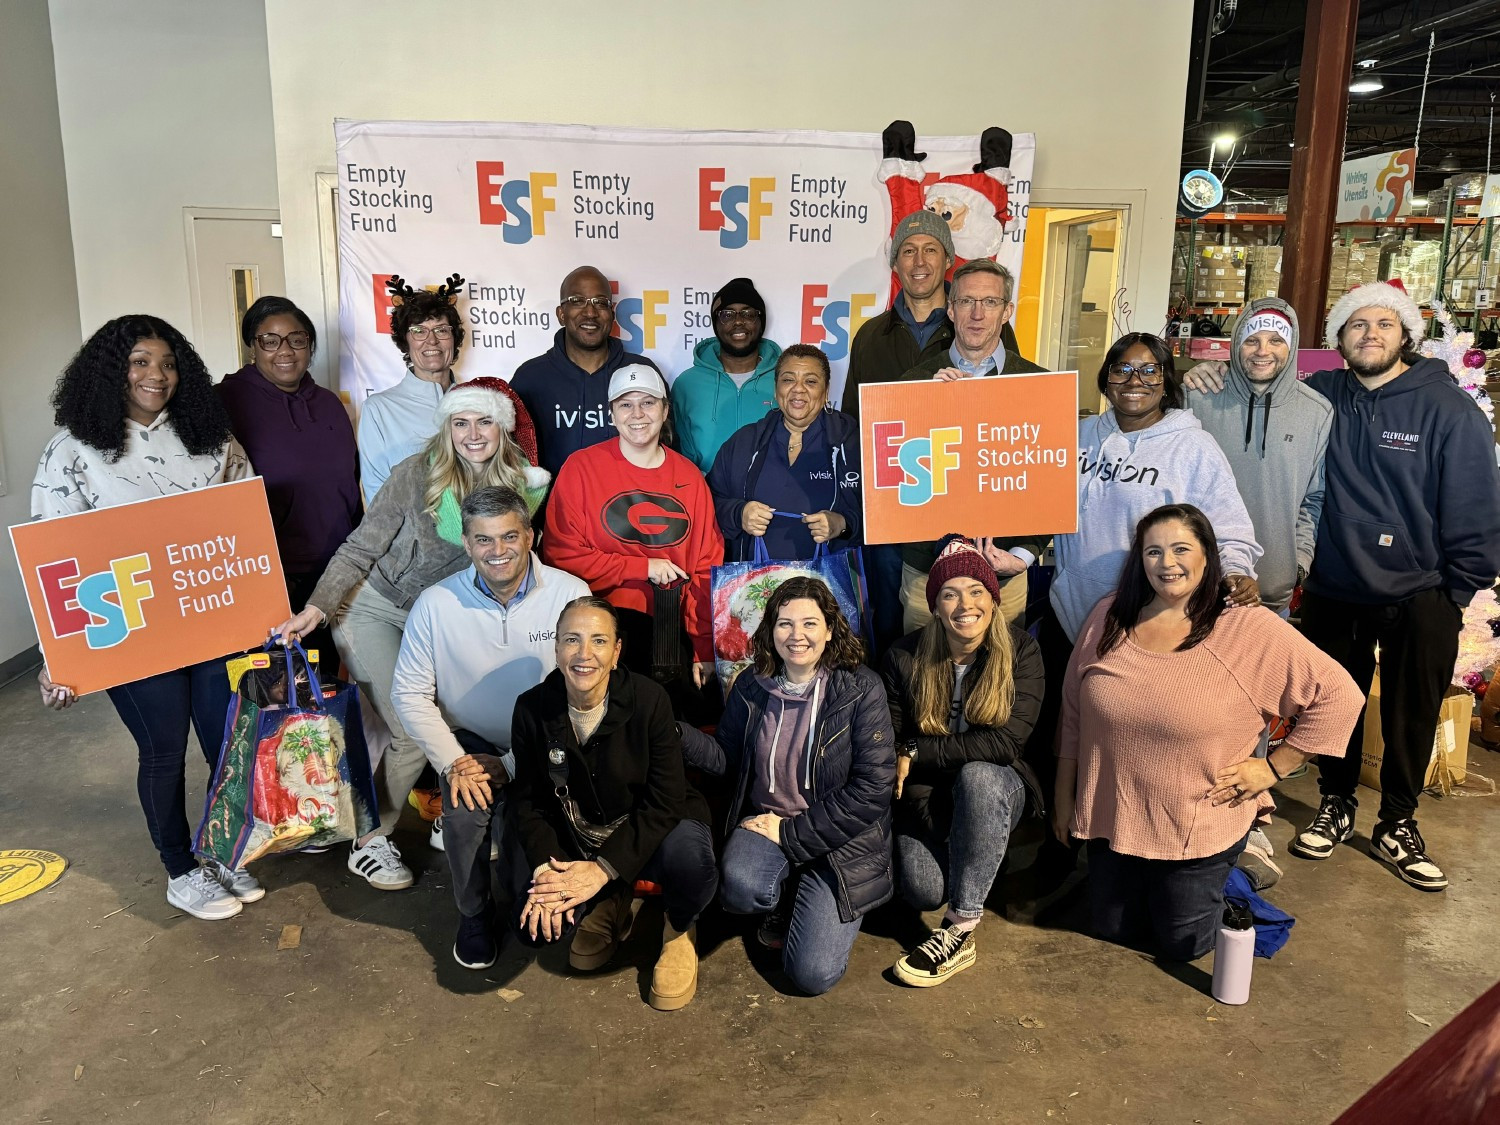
[1078,450,1162,486]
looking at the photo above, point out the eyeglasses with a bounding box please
[561,295,614,311]
[1106,362,1166,385]
[951,296,1009,313]
[715,307,762,325]
[253,331,312,351]
[407,324,455,341]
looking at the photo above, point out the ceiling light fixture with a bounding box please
[1350,75,1384,93]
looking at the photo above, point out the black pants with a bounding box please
[1023,602,1077,805]
[1086,834,1247,961]
[1300,587,1463,822]
[440,730,515,918]
[286,571,337,673]
[617,606,720,726]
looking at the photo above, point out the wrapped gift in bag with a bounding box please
[196,641,379,867]
[711,526,869,693]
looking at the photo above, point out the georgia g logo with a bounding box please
[602,491,691,547]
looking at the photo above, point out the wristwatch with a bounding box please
[901,740,919,762]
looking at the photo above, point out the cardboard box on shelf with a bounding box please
[1359,676,1472,793]
[1188,337,1233,360]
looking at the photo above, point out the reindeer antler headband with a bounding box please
[386,273,466,307]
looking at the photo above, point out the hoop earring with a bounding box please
[403,352,415,373]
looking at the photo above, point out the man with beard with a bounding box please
[670,277,781,472]
[391,486,590,969]
[1187,282,1500,891]
[510,265,661,478]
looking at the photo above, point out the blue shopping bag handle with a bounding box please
[265,636,326,711]
[751,510,828,565]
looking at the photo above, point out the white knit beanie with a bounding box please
[1324,282,1424,349]
[435,377,517,431]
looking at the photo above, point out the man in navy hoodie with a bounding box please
[508,265,661,478]
[1189,282,1500,890]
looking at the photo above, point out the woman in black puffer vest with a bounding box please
[681,576,895,995]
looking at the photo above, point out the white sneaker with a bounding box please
[430,816,446,852]
[167,867,244,920]
[348,836,414,890]
[206,860,267,903]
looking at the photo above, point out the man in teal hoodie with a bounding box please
[670,277,781,472]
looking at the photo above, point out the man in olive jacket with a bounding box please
[896,258,1047,631]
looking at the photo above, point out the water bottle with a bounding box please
[1211,901,1255,1005]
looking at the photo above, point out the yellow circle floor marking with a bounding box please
[0,849,68,906]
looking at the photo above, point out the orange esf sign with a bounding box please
[9,478,290,695]
[859,372,1080,545]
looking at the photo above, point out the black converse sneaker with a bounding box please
[1289,794,1356,860]
[893,923,977,988]
[1372,819,1448,891]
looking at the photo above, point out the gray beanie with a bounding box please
[890,209,955,267]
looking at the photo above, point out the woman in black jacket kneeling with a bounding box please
[883,537,1044,988]
[681,576,895,995]
[511,597,717,1012]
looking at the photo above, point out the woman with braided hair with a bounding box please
[359,274,538,502]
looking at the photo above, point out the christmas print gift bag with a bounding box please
[195,642,380,867]
[711,532,870,694]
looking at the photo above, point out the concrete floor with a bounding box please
[3,672,1498,1125]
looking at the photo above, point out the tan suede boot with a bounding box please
[648,921,698,1010]
[569,888,631,970]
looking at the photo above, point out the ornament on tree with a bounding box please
[1420,300,1494,424]
[1464,346,1488,369]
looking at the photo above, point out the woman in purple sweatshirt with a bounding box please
[218,296,361,660]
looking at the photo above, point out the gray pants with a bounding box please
[440,731,510,918]
[331,581,426,840]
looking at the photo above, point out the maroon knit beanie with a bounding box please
[925,535,1003,611]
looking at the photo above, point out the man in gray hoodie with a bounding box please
[1185,297,1332,614]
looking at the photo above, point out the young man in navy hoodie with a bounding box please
[1190,282,1500,889]
[508,265,661,479]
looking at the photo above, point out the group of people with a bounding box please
[30,202,1500,1011]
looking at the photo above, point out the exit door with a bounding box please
[184,209,285,380]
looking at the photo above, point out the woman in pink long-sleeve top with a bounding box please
[1054,504,1362,961]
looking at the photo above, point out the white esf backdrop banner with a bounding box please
[334,119,1035,407]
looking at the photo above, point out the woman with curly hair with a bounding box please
[218,296,361,663]
[32,315,257,923]
[274,378,549,889]
[358,275,538,502]
[882,536,1045,987]
[679,576,896,995]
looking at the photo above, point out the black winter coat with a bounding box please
[881,627,1046,840]
[510,668,710,883]
[681,664,896,922]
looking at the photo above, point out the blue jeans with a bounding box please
[895,761,1025,920]
[106,656,233,878]
[719,827,861,996]
[1085,834,1248,961]
[512,818,719,944]
[440,730,510,919]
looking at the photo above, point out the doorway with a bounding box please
[184,209,285,380]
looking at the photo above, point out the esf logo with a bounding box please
[475,161,557,244]
[871,422,962,506]
[612,288,670,352]
[801,285,878,362]
[698,169,775,249]
[36,554,153,649]
[373,273,396,333]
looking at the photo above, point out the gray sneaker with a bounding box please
[206,860,266,903]
[167,867,243,920]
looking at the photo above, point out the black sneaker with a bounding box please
[1372,819,1448,891]
[1289,794,1356,860]
[453,912,497,969]
[757,874,798,950]
[893,923,977,988]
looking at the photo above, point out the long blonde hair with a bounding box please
[422,421,533,515]
[908,608,1015,736]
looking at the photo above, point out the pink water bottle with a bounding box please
[1211,902,1255,1005]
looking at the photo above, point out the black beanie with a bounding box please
[711,277,766,320]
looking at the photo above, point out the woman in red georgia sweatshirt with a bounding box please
[542,365,724,696]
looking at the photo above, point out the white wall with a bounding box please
[48,0,280,336]
[0,0,82,668]
[264,0,1193,390]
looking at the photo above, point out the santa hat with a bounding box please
[925,535,1003,611]
[1324,281,1424,349]
[436,377,542,467]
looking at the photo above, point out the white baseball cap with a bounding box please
[607,363,667,403]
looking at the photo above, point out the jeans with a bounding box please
[440,730,511,918]
[511,819,719,943]
[719,827,861,996]
[895,761,1025,919]
[1085,834,1247,961]
[1300,587,1463,822]
[867,543,905,659]
[331,581,425,840]
[107,656,233,878]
